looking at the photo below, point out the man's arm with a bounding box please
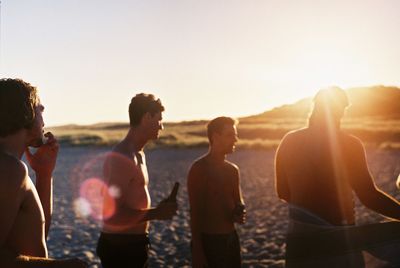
[25,133,59,238]
[349,138,400,220]
[187,163,207,268]
[275,137,290,202]
[0,160,27,258]
[0,250,86,268]
[104,202,176,228]
[232,166,246,224]
[0,158,86,268]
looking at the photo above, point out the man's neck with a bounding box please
[207,147,226,164]
[0,132,26,159]
[125,127,149,152]
[308,117,341,132]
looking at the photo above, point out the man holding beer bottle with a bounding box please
[96,93,178,268]
[187,116,246,268]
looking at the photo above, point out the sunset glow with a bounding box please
[1,1,399,125]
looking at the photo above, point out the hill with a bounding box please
[243,86,400,122]
[49,86,400,149]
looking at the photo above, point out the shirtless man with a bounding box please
[96,93,178,268]
[0,78,86,267]
[187,116,246,268]
[275,87,400,266]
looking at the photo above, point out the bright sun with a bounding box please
[283,48,371,103]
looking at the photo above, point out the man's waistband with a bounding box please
[100,232,149,244]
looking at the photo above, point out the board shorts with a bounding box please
[201,230,241,268]
[96,232,150,268]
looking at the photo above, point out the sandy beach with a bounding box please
[33,146,400,267]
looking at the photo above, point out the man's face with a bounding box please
[26,103,45,148]
[213,124,238,154]
[143,111,163,140]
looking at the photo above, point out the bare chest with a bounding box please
[202,168,235,205]
[124,162,151,209]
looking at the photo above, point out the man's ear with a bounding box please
[141,112,151,124]
[210,132,219,145]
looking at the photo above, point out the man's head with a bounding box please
[309,87,350,127]
[0,78,45,146]
[207,116,238,154]
[129,93,165,139]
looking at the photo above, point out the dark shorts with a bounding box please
[201,230,241,268]
[96,232,149,268]
[286,221,400,267]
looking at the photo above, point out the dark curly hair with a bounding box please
[129,93,165,127]
[0,78,39,137]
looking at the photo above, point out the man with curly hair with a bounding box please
[0,78,87,267]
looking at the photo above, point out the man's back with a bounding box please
[275,126,367,225]
[276,87,400,266]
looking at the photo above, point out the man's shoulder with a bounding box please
[279,128,308,146]
[111,141,131,157]
[341,132,362,144]
[190,155,208,168]
[0,154,28,194]
[286,127,308,137]
[104,143,134,167]
[340,132,365,151]
[224,160,239,173]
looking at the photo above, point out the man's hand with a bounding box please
[233,203,246,224]
[154,201,178,220]
[25,132,59,178]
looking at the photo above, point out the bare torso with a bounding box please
[102,147,150,234]
[0,154,47,257]
[193,157,238,234]
[276,127,356,225]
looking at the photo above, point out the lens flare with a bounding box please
[108,185,121,198]
[74,197,92,217]
[77,177,116,220]
[70,151,133,224]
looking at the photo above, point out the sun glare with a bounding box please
[252,47,372,106]
[291,49,370,99]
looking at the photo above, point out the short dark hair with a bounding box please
[0,78,39,137]
[207,116,238,144]
[129,93,165,126]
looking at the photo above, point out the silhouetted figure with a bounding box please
[275,87,400,267]
[187,117,246,268]
[0,79,87,267]
[96,93,177,268]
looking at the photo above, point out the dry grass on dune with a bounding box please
[48,117,400,150]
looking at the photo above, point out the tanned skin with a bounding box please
[0,103,87,268]
[188,123,245,268]
[275,92,400,225]
[102,111,177,234]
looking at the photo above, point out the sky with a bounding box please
[1,0,400,126]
